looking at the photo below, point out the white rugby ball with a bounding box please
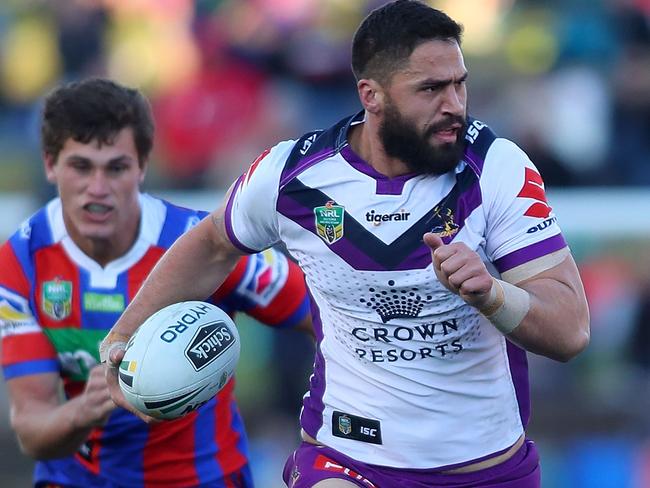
[118,301,240,420]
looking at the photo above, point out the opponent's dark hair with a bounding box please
[41,78,154,165]
[352,0,463,84]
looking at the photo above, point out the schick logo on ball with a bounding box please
[184,322,235,371]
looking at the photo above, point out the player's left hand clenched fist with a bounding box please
[423,232,494,309]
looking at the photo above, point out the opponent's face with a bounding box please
[379,39,468,175]
[44,128,145,262]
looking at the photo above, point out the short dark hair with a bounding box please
[41,78,154,165]
[351,0,463,84]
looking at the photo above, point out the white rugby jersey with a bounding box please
[225,112,567,469]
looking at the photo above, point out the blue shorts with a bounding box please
[283,440,540,488]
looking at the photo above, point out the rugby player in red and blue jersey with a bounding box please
[0,78,310,487]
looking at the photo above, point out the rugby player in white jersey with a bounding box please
[102,1,590,486]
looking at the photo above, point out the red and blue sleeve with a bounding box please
[0,242,59,380]
[212,248,309,329]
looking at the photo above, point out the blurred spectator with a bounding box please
[630,281,650,371]
[54,1,108,80]
[518,129,579,187]
[626,246,650,374]
[152,42,268,186]
[0,0,647,192]
[608,3,650,185]
[543,65,611,181]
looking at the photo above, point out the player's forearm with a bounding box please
[110,212,241,338]
[506,277,590,362]
[11,396,95,459]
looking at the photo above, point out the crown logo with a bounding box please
[359,280,432,323]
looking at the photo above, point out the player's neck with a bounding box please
[64,218,141,268]
[348,121,413,178]
[82,239,130,268]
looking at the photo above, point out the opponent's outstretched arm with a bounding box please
[424,233,590,362]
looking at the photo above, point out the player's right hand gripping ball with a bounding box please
[118,301,240,420]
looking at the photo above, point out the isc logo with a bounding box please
[332,410,382,444]
[300,133,318,155]
[465,120,486,144]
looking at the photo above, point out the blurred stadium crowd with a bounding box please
[0,0,649,191]
[1,0,650,487]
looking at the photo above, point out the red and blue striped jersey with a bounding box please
[0,194,310,487]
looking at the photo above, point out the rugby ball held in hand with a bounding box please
[118,301,240,420]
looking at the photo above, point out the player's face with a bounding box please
[378,39,468,175]
[44,128,146,262]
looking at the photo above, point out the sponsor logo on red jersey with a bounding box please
[238,249,287,307]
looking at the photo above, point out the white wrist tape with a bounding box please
[480,278,530,335]
[99,332,130,366]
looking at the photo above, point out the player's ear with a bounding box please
[43,153,58,183]
[357,78,385,115]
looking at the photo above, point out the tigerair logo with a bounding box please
[518,167,552,218]
[365,209,410,225]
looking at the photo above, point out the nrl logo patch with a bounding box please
[338,414,352,435]
[314,201,344,245]
[42,279,72,320]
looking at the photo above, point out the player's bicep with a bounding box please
[517,253,584,296]
[516,254,589,333]
[501,247,570,284]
